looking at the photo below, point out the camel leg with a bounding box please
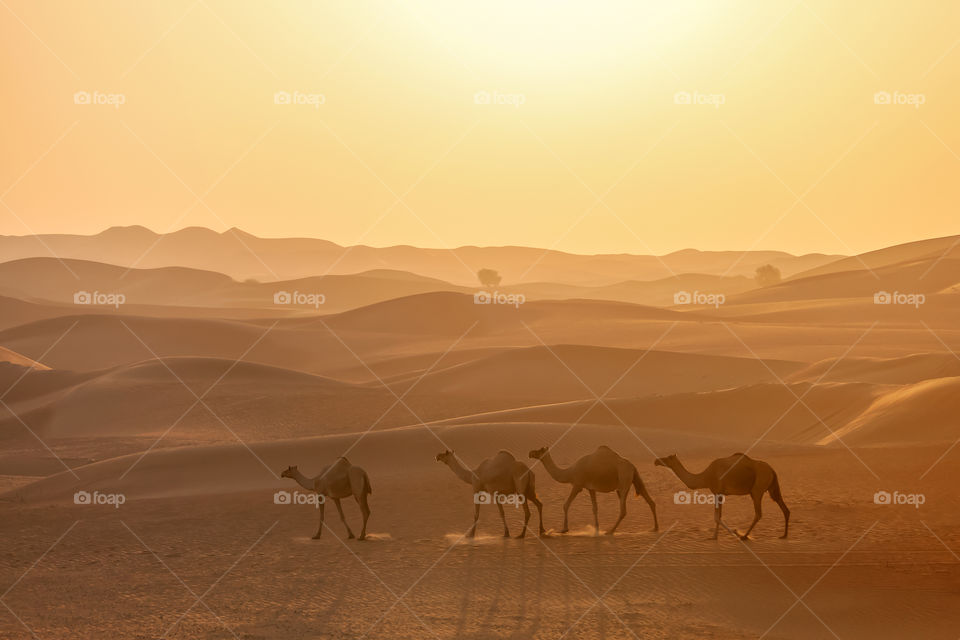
[769,478,790,539]
[517,498,530,538]
[468,502,480,538]
[711,495,723,540]
[334,498,355,539]
[588,490,600,534]
[356,493,370,541]
[561,486,581,533]
[740,492,763,540]
[497,502,510,537]
[313,499,325,539]
[606,489,628,536]
[529,494,546,535]
[637,482,659,532]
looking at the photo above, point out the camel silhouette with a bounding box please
[654,453,790,539]
[529,445,658,535]
[436,449,545,538]
[280,458,372,540]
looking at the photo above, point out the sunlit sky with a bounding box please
[2,0,960,255]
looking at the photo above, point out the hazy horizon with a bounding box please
[4,1,960,256]
[6,222,958,258]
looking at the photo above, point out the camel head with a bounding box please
[528,446,548,460]
[280,465,298,479]
[435,450,454,463]
[653,454,678,468]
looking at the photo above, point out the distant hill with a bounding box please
[0,226,844,286]
[0,257,469,314]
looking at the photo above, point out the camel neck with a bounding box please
[444,458,477,485]
[670,461,708,490]
[539,453,573,483]
[292,471,316,492]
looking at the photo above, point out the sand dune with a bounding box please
[432,381,887,444]
[819,376,960,445]
[0,226,843,285]
[0,257,474,313]
[395,344,802,402]
[791,233,960,280]
[791,352,960,385]
[0,357,396,444]
[700,293,960,331]
[497,273,756,306]
[0,346,48,370]
[723,257,960,306]
[320,291,698,336]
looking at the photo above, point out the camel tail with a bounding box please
[364,472,372,495]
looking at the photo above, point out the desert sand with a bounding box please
[1,232,959,639]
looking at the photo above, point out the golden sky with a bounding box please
[2,0,959,255]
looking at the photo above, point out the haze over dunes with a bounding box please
[5,0,960,635]
[1,224,959,640]
[0,227,842,285]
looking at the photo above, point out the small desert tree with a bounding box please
[755,264,782,287]
[477,268,502,288]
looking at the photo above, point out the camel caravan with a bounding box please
[280,447,790,541]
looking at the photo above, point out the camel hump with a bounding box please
[594,445,622,461]
[495,450,517,461]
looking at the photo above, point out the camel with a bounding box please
[528,445,658,535]
[654,453,789,540]
[435,449,545,538]
[280,458,372,540]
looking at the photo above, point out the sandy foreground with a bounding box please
[2,423,958,640]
